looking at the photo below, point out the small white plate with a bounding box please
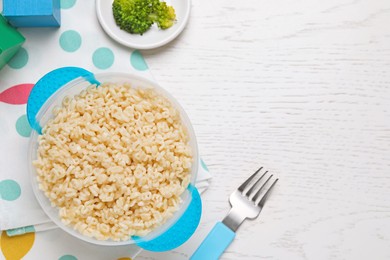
[96,0,191,49]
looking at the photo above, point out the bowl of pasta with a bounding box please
[27,68,200,249]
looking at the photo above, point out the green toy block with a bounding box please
[0,14,26,70]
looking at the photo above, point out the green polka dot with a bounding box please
[59,30,82,52]
[200,159,209,172]
[59,255,78,260]
[130,50,148,71]
[60,0,76,9]
[92,48,114,70]
[0,180,21,201]
[15,114,32,137]
[8,48,28,69]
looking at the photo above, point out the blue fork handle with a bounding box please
[190,222,236,260]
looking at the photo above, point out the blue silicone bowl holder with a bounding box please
[27,67,202,252]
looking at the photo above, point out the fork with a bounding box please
[190,167,278,260]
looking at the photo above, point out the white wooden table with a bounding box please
[138,0,390,259]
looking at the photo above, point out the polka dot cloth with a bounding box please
[130,50,148,71]
[59,255,78,260]
[0,0,150,258]
[59,30,82,52]
[0,84,34,105]
[1,231,35,260]
[200,158,209,172]
[3,37,150,71]
[7,48,29,69]
[60,0,77,9]
[15,114,32,137]
[0,0,211,259]
[92,47,115,69]
[0,180,21,201]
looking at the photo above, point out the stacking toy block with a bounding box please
[0,15,26,70]
[2,0,61,27]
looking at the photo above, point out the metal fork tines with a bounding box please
[222,167,278,232]
[190,166,278,260]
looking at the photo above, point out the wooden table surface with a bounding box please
[138,0,390,259]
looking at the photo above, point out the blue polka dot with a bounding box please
[60,0,76,9]
[59,255,78,260]
[92,48,114,70]
[200,159,209,172]
[59,30,82,52]
[130,50,148,71]
[6,226,35,236]
[15,114,32,137]
[8,48,29,69]
[0,180,21,201]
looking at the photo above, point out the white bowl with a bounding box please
[96,0,191,49]
[28,73,199,245]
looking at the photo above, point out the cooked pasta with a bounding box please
[33,82,192,241]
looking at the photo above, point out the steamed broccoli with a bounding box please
[154,2,176,29]
[112,0,176,35]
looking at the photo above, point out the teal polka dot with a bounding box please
[6,225,35,236]
[59,30,82,52]
[92,48,114,70]
[60,0,76,9]
[59,255,78,260]
[0,180,21,201]
[15,114,32,137]
[8,48,28,69]
[200,159,209,172]
[130,50,148,71]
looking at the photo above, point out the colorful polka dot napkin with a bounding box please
[0,0,211,259]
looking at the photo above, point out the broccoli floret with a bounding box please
[154,2,176,29]
[112,0,176,35]
[113,0,154,35]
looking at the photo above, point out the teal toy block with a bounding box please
[0,14,25,70]
[2,0,61,27]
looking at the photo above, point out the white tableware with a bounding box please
[95,0,191,49]
[28,72,199,246]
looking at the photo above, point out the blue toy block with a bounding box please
[2,0,61,27]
